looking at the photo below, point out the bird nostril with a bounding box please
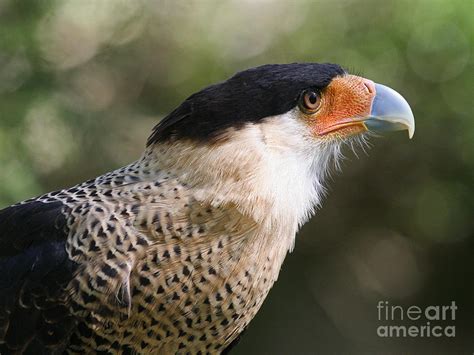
[363,79,376,95]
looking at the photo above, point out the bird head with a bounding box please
[148,63,414,144]
[146,63,414,227]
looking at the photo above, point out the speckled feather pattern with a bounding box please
[5,114,341,354]
[29,163,260,353]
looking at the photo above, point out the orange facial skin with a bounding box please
[305,75,376,139]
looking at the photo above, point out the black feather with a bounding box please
[0,201,77,354]
[147,62,345,144]
[0,201,68,256]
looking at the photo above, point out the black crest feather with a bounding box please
[147,63,345,144]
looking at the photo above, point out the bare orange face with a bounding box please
[301,75,377,139]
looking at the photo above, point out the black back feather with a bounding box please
[0,201,77,354]
[147,63,345,144]
[0,201,67,256]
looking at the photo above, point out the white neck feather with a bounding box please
[147,110,341,253]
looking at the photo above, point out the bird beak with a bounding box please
[313,76,415,139]
[364,83,415,139]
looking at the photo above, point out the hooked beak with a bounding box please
[312,75,415,139]
[364,83,415,139]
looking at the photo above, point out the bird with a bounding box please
[0,63,414,354]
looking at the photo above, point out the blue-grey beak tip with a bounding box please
[365,83,415,139]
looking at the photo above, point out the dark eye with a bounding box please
[301,90,321,111]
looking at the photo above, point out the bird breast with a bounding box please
[60,164,293,353]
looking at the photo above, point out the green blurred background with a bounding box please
[0,0,472,353]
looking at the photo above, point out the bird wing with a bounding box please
[0,200,78,354]
[0,175,259,353]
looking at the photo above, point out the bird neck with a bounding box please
[144,114,339,251]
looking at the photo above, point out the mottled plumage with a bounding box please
[0,145,293,354]
[0,63,414,354]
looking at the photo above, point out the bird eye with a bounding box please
[301,91,321,111]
